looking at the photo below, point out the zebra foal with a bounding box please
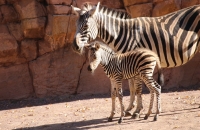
[86,42,164,123]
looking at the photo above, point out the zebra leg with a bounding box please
[144,89,154,120]
[153,82,161,121]
[132,77,143,119]
[125,78,136,117]
[117,82,125,123]
[142,75,162,121]
[108,79,117,122]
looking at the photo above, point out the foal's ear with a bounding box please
[89,2,100,16]
[95,43,100,50]
[71,5,81,16]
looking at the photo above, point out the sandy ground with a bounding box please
[0,90,200,130]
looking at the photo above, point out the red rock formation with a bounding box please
[0,0,199,100]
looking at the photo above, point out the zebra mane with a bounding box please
[81,3,131,19]
[95,41,115,54]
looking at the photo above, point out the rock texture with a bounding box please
[0,0,199,100]
[0,64,33,100]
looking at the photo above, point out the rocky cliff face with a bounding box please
[0,0,199,100]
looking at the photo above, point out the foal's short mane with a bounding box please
[95,41,115,54]
[81,2,131,19]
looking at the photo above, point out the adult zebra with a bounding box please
[71,2,200,117]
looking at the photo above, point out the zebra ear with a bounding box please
[90,2,100,16]
[71,5,81,16]
[95,43,100,50]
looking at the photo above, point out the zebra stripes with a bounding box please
[87,42,164,122]
[72,3,199,68]
[72,2,200,118]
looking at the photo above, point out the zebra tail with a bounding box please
[157,64,164,86]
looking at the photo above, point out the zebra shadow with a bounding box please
[13,117,128,130]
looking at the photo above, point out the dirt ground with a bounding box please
[0,90,200,130]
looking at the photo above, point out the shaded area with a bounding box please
[0,86,199,111]
[13,107,200,130]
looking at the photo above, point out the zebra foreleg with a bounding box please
[117,83,125,124]
[132,78,143,119]
[108,79,117,122]
[125,78,136,117]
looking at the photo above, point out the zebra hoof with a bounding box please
[108,117,113,122]
[153,115,158,121]
[144,115,149,120]
[118,118,123,124]
[132,113,139,119]
[125,111,132,117]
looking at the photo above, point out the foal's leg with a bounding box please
[132,77,143,119]
[116,81,125,123]
[108,79,117,122]
[143,76,161,121]
[153,82,161,121]
[125,78,136,117]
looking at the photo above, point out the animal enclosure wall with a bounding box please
[0,0,199,100]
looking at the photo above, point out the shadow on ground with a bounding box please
[13,107,200,130]
[0,86,199,111]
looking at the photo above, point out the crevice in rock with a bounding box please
[73,52,87,95]
[27,62,36,97]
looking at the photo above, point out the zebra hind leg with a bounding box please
[144,89,154,120]
[153,82,161,121]
[143,77,161,121]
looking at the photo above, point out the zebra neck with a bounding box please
[100,51,116,67]
[96,14,140,52]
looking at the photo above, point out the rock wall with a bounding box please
[0,0,199,100]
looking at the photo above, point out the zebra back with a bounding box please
[81,2,131,19]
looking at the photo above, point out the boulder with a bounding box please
[74,0,102,8]
[7,22,24,41]
[38,40,52,56]
[47,5,71,15]
[181,0,199,8]
[22,17,46,38]
[0,0,5,5]
[153,0,165,3]
[0,63,33,100]
[20,39,37,61]
[0,25,18,66]
[46,0,72,5]
[152,0,181,17]
[29,47,85,97]
[126,3,153,18]
[45,14,77,50]
[123,0,151,7]
[13,0,46,20]
[101,0,124,9]
[0,5,19,23]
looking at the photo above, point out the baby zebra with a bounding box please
[86,42,164,123]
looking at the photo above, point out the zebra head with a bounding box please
[71,2,100,54]
[87,43,101,72]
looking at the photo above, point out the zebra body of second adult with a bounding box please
[72,3,200,118]
[87,42,164,123]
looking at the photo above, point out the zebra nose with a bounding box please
[87,65,92,72]
[72,39,81,53]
